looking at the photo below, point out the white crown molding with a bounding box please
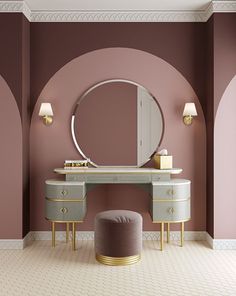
[0,1,23,12]
[0,1,236,22]
[30,11,207,23]
[212,0,236,12]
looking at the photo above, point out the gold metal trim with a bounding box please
[181,222,184,247]
[183,115,193,125]
[160,222,164,251]
[66,222,70,243]
[167,222,170,243]
[152,218,190,223]
[96,254,141,266]
[46,197,86,202]
[152,197,190,202]
[52,222,55,247]
[72,222,76,251]
[43,115,53,125]
[45,218,83,223]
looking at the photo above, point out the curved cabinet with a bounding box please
[151,179,191,222]
[45,180,87,222]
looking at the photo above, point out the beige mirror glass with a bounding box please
[71,79,164,167]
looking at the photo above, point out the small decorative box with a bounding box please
[154,155,173,169]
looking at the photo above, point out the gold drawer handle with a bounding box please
[61,190,68,196]
[60,207,68,214]
[168,207,174,214]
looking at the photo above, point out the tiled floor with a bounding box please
[0,240,236,296]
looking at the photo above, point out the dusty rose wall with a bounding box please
[30,22,207,117]
[0,76,22,239]
[214,75,236,239]
[213,14,236,118]
[30,48,206,232]
[0,13,30,239]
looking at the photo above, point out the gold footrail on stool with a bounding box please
[96,254,141,266]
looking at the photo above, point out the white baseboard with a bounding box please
[206,233,236,250]
[0,239,25,249]
[28,230,206,243]
[1,231,235,250]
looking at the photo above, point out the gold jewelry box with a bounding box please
[154,155,173,169]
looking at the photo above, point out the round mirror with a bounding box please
[71,79,164,167]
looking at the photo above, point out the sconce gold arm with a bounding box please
[43,115,53,125]
[183,115,193,126]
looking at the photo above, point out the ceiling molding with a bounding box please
[30,11,207,22]
[0,1,236,22]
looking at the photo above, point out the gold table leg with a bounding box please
[66,222,70,243]
[72,222,76,251]
[52,222,55,248]
[181,222,184,247]
[160,222,164,251]
[167,222,170,243]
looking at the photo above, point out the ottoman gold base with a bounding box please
[96,253,141,266]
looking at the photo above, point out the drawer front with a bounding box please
[86,174,114,183]
[46,184,85,199]
[151,199,190,222]
[62,201,87,221]
[45,200,64,221]
[152,182,190,200]
[172,183,190,199]
[116,174,151,183]
[152,185,174,199]
[45,199,87,221]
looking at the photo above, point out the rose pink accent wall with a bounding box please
[75,82,137,165]
[30,48,206,231]
[0,76,22,239]
[214,75,236,239]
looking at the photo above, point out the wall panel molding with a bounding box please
[0,1,236,22]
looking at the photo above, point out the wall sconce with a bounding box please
[183,103,197,125]
[39,103,53,125]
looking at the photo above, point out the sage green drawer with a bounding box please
[45,199,87,222]
[45,180,85,199]
[150,199,190,222]
[152,179,190,200]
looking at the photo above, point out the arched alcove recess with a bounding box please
[214,75,236,239]
[0,75,22,239]
[30,48,206,231]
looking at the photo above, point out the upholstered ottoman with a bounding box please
[95,210,142,266]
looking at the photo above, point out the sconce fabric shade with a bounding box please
[183,103,197,116]
[39,103,53,116]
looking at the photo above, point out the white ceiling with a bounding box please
[25,0,212,11]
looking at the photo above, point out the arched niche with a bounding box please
[0,75,22,239]
[30,48,206,231]
[214,75,236,239]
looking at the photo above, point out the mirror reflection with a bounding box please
[71,80,164,167]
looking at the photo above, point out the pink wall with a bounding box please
[30,48,206,232]
[75,81,137,166]
[214,75,236,239]
[0,75,22,239]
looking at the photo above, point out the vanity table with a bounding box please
[45,79,191,251]
[45,167,190,251]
